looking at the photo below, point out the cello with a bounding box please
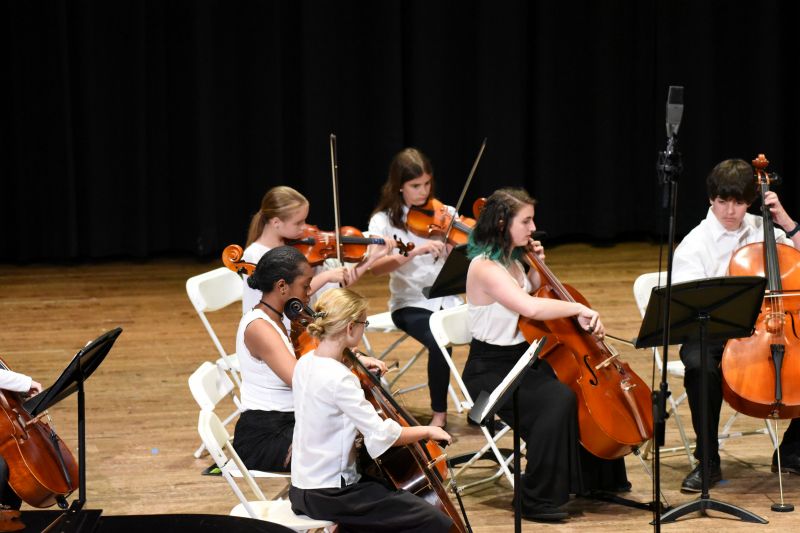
[517,248,654,459]
[0,359,79,509]
[722,154,800,419]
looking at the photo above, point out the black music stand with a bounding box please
[634,276,767,524]
[23,327,122,533]
[422,244,470,299]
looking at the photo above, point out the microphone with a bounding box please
[283,298,320,321]
[665,85,684,139]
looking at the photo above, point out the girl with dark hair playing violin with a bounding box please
[289,287,452,532]
[367,148,462,429]
[231,246,387,472]
[464,188,629,522]
[241,186,394,313]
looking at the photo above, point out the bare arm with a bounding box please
[394,425,451,446]
[243,320,297,386]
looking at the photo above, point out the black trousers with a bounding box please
[462,339,628,513]
[391,307,451,413]
[232,410,294,472]
[289,475,452,533]
[0,456,21,510]
[680,341,800,464]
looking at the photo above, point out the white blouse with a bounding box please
[0,369,33,393]
[241,242,271,314]
[291,352,403,489]
[237,308,295,413]
[468,258,532,345]
[368,207,463,313]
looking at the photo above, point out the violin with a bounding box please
[287,225,414,266]
[407,198,486,246]
[0,358,79,508]
[722,154,800,419]
[516,249,653,459]
[220,247,318,358]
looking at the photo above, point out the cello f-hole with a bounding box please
[583,355,599,386]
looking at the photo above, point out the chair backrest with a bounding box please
[633,271,668,371]
[186,268,243,384]
[429,304,474,408]
[197,410,266,518]
[189,361,236,411]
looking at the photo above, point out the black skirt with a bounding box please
[462,339,628,512]
[232,409,294,472]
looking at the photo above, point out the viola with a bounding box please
[0,358,79,508]
[407,198,484,246]
[220,247,318,358]
[722,154,800,419]
[516,249,653,459]
[288,225,414,266]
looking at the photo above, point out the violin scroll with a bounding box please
[222,244,255,277]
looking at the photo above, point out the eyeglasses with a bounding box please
[353,320,370,328]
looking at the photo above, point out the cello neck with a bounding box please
[754,154,783,293]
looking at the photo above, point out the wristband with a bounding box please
[786,222,800,238]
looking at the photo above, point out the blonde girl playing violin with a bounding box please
[367,148,462,429]
[242,186,395,313]
[289,287,453,532]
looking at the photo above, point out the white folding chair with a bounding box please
[186,267,243,387]
[362,310,462,412]
[633,271,777,467]
[429,304,520,491]
[188,361,242,458]
[197,410,333,532]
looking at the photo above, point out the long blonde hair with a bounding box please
[246,186,309,246]
[307,288,369,340]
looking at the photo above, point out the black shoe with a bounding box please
[522,506,568,522]
[680,462,722,493]
[772,450,800,475]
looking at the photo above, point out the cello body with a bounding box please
[0,359,79,508]
[721,154,800,419]
[519,282,653,459]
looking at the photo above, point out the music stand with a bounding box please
[24,327,123,533]
[422,245,470,299]
[468,338,545,533]
[634,276,767,524]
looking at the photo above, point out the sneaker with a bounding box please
[680,462,722,493]
[772,450,800,475]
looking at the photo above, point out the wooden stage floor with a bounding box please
[2,242,798,532]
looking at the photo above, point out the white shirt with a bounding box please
[0,369,33,393]
[237,308,295,413]
[673,208,792,283]
[242,242,271,314]
[291,352,403,489]
[468,258,532,345]
[368,208,463,313]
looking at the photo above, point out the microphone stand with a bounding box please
[651,133,682,533]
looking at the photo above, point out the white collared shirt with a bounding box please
[368,207,463,313]
[291,352,402,489]
[673,208,792,283]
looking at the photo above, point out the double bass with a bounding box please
[0,358,79,509]
[517,249,654,459]
[722,154,800,419]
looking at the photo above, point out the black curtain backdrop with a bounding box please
[2,0,799,261]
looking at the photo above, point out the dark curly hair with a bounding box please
[706,159,757,204]
[467,188,536,264]
[247,246,308,293]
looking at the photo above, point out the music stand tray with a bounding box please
[634,276,767,524]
